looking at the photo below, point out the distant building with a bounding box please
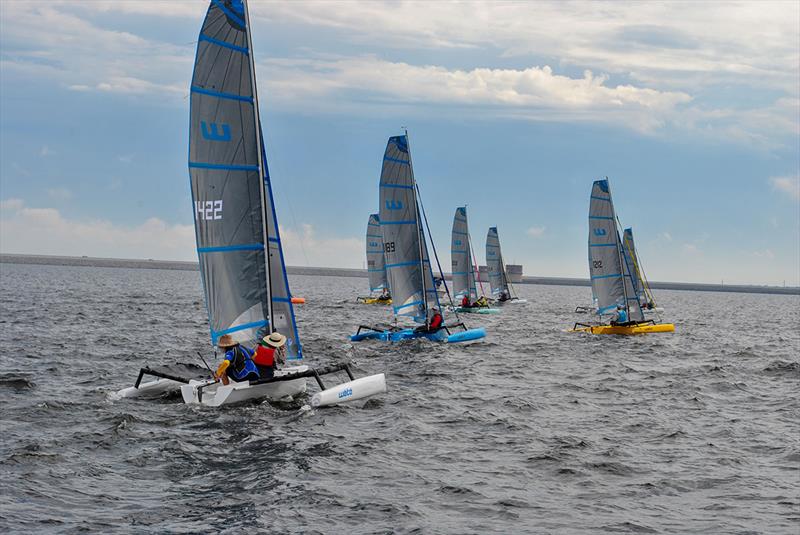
[506,264,523,283]
[477,264,523,283]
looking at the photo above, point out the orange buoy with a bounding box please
[291,297,306,304]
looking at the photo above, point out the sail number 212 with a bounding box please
[196,200,223,221]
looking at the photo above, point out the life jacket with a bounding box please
[225,345,259,381]
[461,295,470,307]
[253,345,275,368]
[429,313,443,330]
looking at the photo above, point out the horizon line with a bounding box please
[1,253,797,296]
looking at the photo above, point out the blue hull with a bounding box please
[350,327,485,344]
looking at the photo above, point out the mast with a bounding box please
[243,0,274,332]
[607,178,629,317]
[405,128,429,326]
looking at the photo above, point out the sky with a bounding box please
[1,0,798,286]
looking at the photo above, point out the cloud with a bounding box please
[770,174,800,201]
[526,226,546,237]
[1,1,796,142]
[118,155,133,164]
[681,243,701,256]
[0,198,364,268]
[258,2,800,87]
[1,2,192,100]
[39,145,54,157]
[751,249,775,260]
[0,198,195,260]
[46,188,72,201]
[660,232,673,242]
[264,56,692,132]
[278,223,363,269]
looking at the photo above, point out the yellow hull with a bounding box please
[569,322,675,335]
[360,297,392,305]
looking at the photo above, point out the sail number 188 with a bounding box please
[384,242,395,253]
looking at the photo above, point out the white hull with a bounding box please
[311,373,387,408]
[112,378,183,400]
[180,365,309,407]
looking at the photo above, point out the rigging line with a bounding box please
[405,129,429,326]
[279,188,310,266]
[628,233,661,321]
[415,181,462,326]
[499,245,518,299]
[243,0,274,333]
[465,205,486,298]
[608,179,631,317]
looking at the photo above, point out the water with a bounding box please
[0,262,798,534]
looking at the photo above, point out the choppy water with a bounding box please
[0,262,798,534]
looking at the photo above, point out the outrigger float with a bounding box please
[350,133,486,344]
[569,320,675,335]
[569,178,673,336]
[115,0,385,406]
[351,322,486,343]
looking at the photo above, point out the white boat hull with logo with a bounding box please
[181,365,309,407]
[311,373,387,408]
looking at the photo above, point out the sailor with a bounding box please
[214,334,259,385]
[474,296,487,308]
[415,308,444,333]
[253,331,287,379]
[461,294,471,308]
[612,304,628,325]
[498,290,510,302]
[377,287,391,302]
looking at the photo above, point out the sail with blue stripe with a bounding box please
[486,227,509,297]
[366,213,388,292]
[188,0,301,357]
[452,207,478,301]
[587,179,643,322]
[379,135,439,322]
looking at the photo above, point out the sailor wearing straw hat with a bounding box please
[213,334,260,385]
[253,332,287,379]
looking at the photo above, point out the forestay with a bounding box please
[587,179,643,322]
[366,213,388,292]
[486,227,509,297]
[188,0,302,357]
[379,135,439,322]
[451,207,478,301]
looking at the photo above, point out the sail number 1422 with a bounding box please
[196,200,223,221]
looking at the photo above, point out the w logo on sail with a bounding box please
[593,228,607,236]
[201,121,231,142]
[385,200,403,210]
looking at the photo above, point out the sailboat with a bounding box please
[351,134,486,343]
[451,207,498,314]
[357,213,392,305]
[486,227,526,304]
[116,0,386,406]
[622,228,663,313]
[570,179,674,335]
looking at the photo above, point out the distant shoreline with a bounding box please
[1,253,797,296]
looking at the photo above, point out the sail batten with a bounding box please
[188,0,301,356]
